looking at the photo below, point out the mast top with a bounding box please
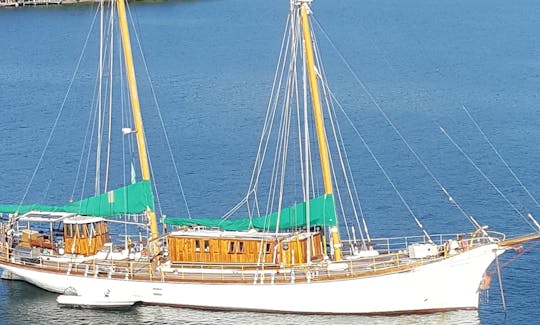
[292,0,313,8]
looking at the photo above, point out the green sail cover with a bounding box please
[164,194,336,231]
[0,180,154,217]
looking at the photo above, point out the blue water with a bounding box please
[1,0,540,323]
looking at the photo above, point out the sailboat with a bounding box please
[1,0,539,314]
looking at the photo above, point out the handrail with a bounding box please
[340,231,505,254]
[0,230,506,284]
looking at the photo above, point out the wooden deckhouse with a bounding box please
[164,194,334,265]
[10,211,111,257]
[63,216,110,256]
[167,228,324,265]
[0,181,153,259]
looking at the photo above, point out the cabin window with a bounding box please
[65,224,73,238]
[87,224,95,238]
[79,225,87,238]
[101,222,108,234]
[238,241,244,253]
[204,240,210,252]
[195,239,201,252]
[265,243,272,254]
[228,241,235,253]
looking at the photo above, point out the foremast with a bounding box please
[298,0,343,261]
[116,0,160,255]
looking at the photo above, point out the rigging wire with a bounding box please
[311,23,369,245]
[306,15,433,240]
[397,11,540,229]
[266,26,299,222]
[241,13,294,224]
[311,16,478,230]
[322,80,369,245]
[242,13,292,222]
[104,0,115,192]
[298,20,308,205]
[440,126,536,231]
[272,41,299,232]
[462,104,540,211]
[126,1,191,218]
[495,253,507,318]
[18,7,100,209]
[322,83,431,240]
[500,241,540,268]
[95,0,105,195]
[71,11,103,203]
[79,48,102,206]
[79,3,119,205]
[74,3,116,205]
[301,28,313,261]
[314,13,540,232]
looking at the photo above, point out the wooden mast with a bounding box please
[116,0,160,255]
[299,1,342,261]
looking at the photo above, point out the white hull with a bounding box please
[57,294,137,309]
[0,244,502,314]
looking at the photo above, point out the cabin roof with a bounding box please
[63,215,106,225]
[17,211,106,224]
[18,211,77,223]
[168,229,314,241]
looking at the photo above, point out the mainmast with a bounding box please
[116,0,160,254]
[298,0,342,261]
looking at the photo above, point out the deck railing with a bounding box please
[341,231,504,255]
[0,0,62,7]
[0,231,503,285]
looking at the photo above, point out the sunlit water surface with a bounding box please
[1,0,540,324]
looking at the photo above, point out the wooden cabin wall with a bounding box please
[278,233,324,266]
[167,236,276,264]
[167,233,323,265]
[311,233,324,260]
